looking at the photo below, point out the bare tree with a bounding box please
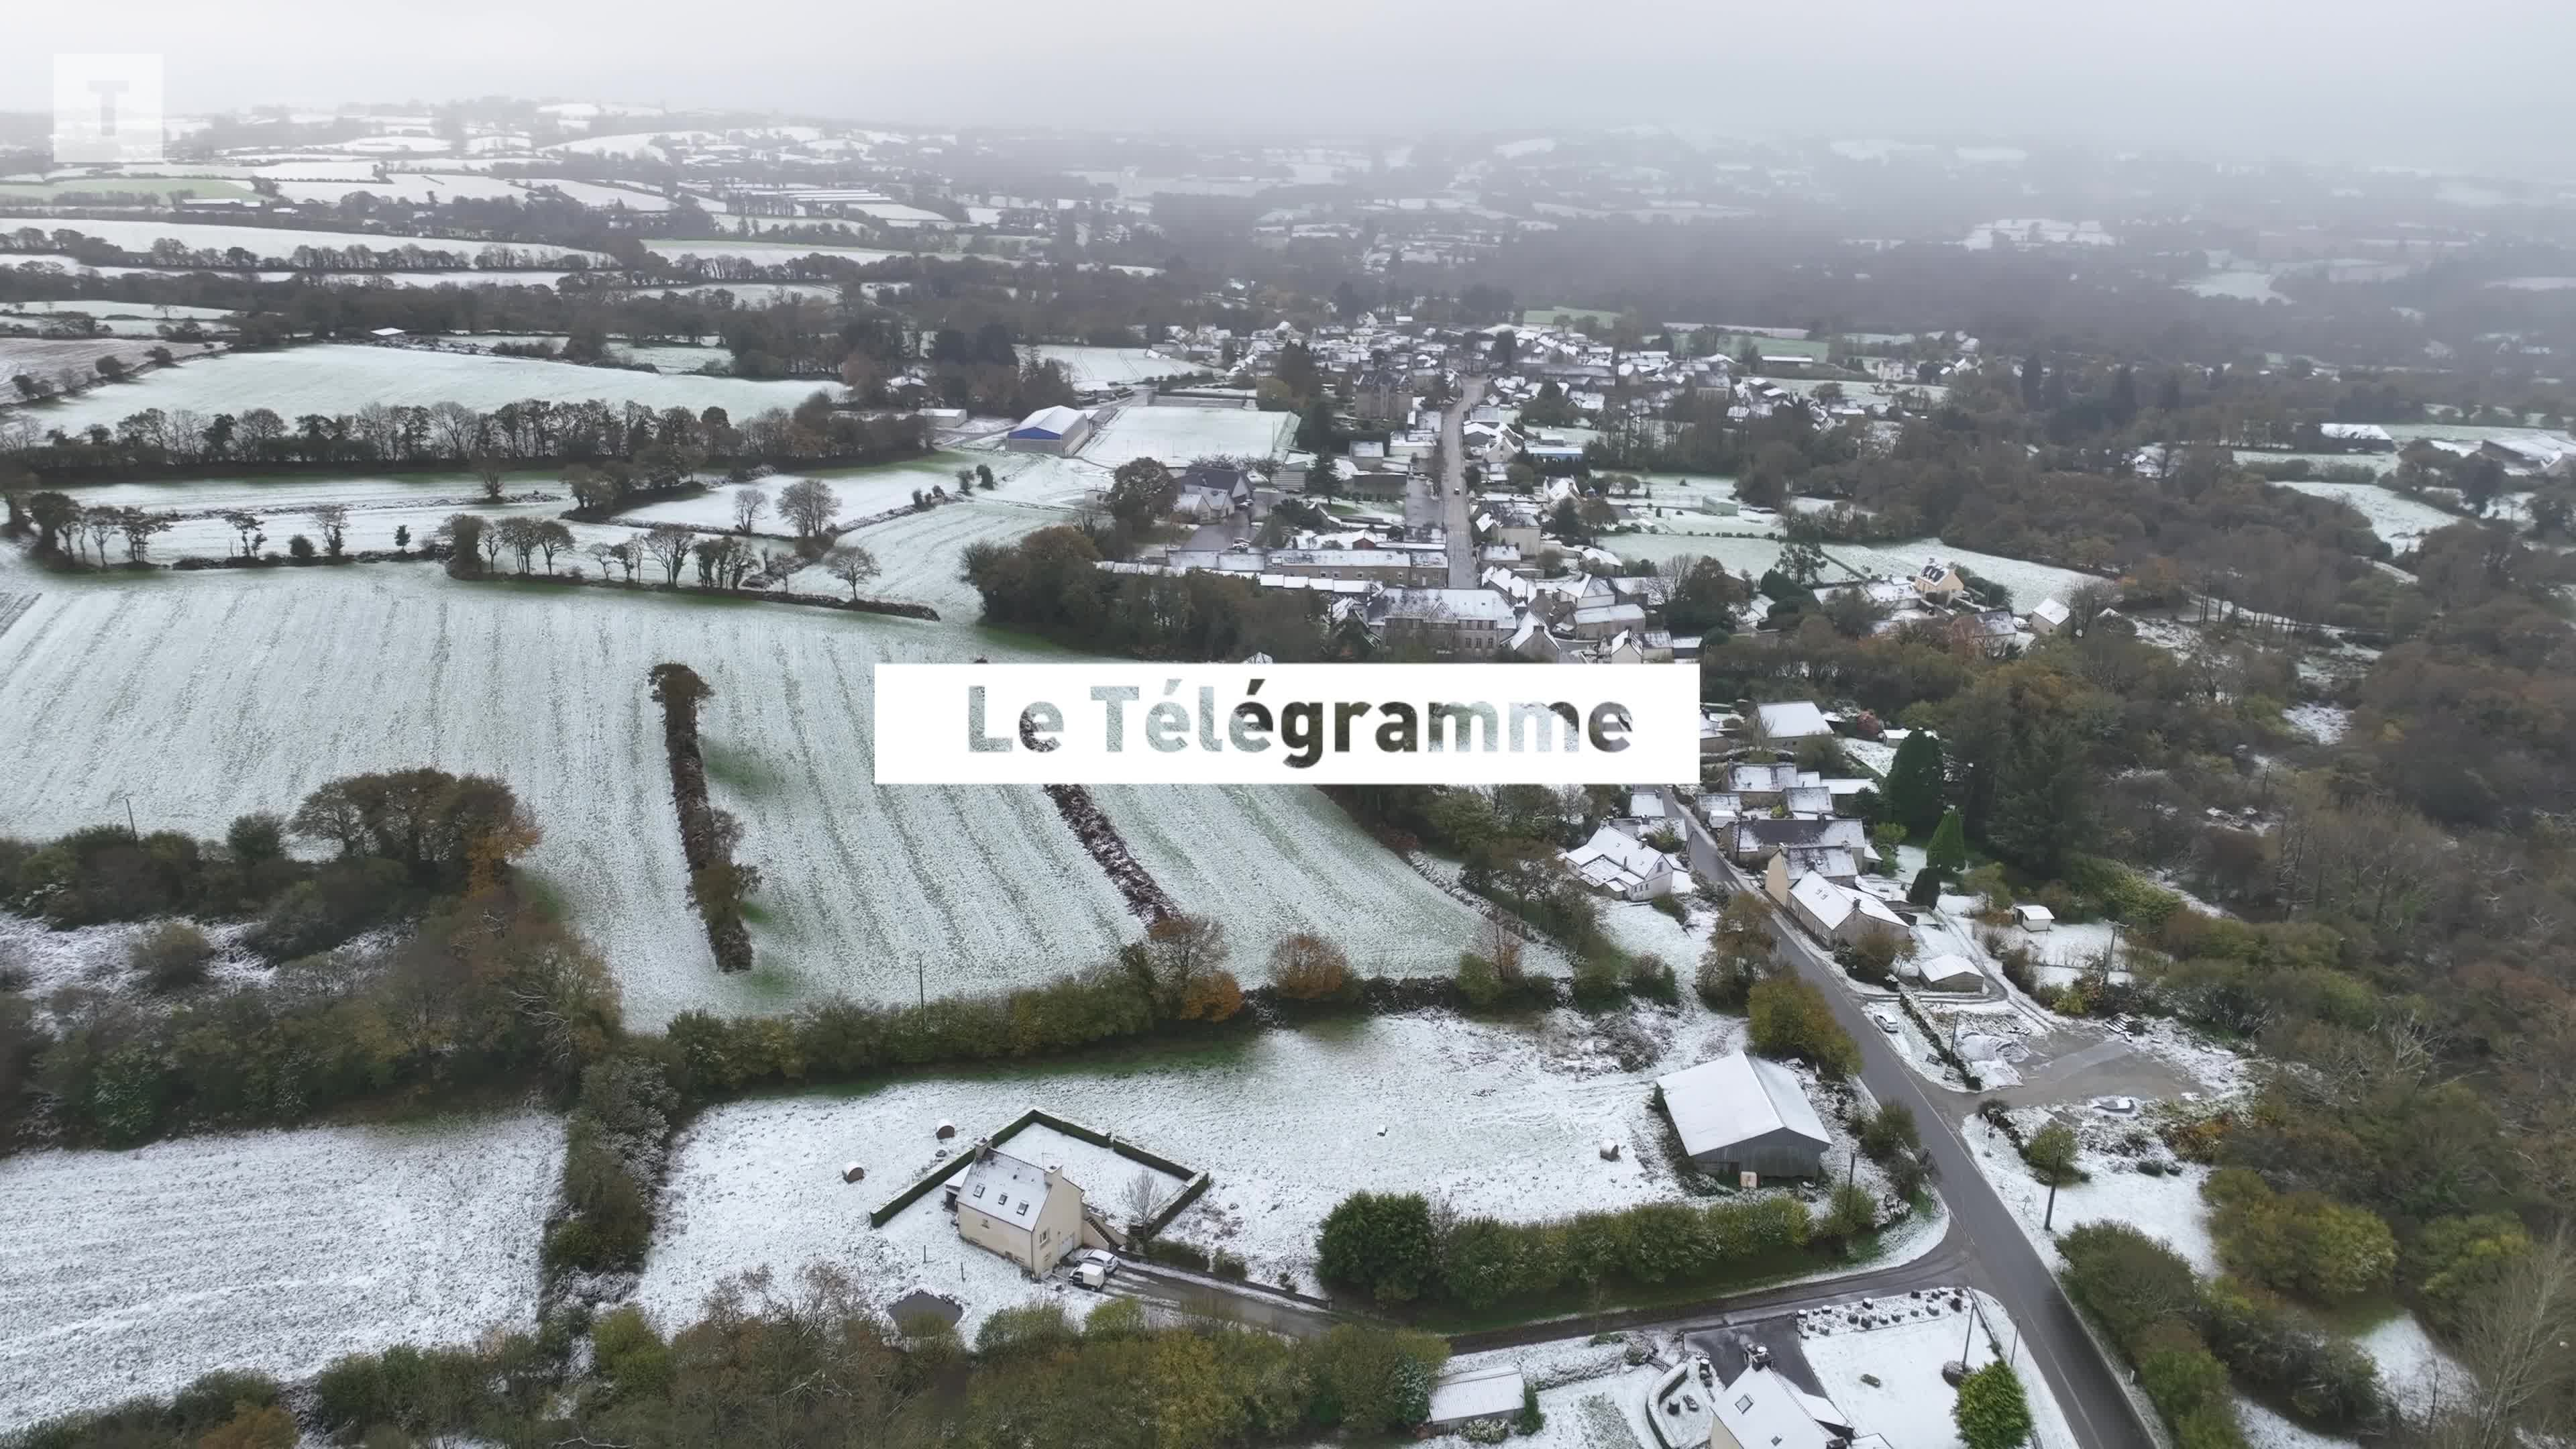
[113,508,174,564]
[642,525,696,585]
[221,510,262,558]
[731,485,769,535]
[81,506,119,566]
[307,503,350,557]
[2421,1228,2576,1449]
[775,477,841,539]
[586,540,623,581]
[823,544,881,600]
[532,520,574,575]
[470,451,508,503]
[1120,1170,1164,1232]
[761,545,808,590]
[495,516,543,574]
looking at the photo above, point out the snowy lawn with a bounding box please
[21,345,835,433]
[0,1112,561,1432]
[641,238,904,268]
[1958,1108,2219,1273]
[1024,345,1205,390]
[643,1008,1790,1332]
[0,335,219,380]
[1079,406,1295,468]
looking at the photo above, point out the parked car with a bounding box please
[1871,1010,1900,1034]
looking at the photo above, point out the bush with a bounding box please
[1953,1359,2034,1449]
[1268,932,1354,1001]
[2406,1212,2530,1336]
[1142,1238,1212,1273]
[2024,1122,2084,1185]
[1623,952,1678,1004]
[1570,951,1625,1008]
[129,920,213,991]
[1318,1191,1437,1304]
[1309,1324,1447,1434]
[1457,951,1505,1008]
[2198,1277,2390,1433]
[1747,977,1859,1078]
[2202,1168,2396,1305]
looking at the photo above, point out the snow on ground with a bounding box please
[647,1008,1763,1329]
[1092,784,1505,976]
[1829,540,2102,610]
[1799,1289,2078,1449]
[2239,1397,2346,1449]
[1960,1108,2219,1274]
[2284,703,2351,745]
[1841,738,1898,777]
[0,300,241,322]
[1079,405,1295,468]
[0,568,1134,1028]
[2277,482,2461,549]
[1593,900,1709,967]
[270,174,534,206]
[20,219,610,266]
[0,911,278,1012]
[2359,1313,2472,1420]
[18,344,834,432]
[0,335,220,381]
[2183,270,2288,303]
[641,237,904,268]
[1024,345,1204,390]
[0,1111,561,1433]
[615,281,841,305]
[40,471,588,560]
[614,455,991,533]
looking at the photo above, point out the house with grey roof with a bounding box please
[1656,1051,1830,1179]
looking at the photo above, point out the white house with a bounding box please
[1562,822,1683,900]
[2012,903,2057,932]
[1708,1361,1856,1449]
[1753,700,1833,740]
[2027,596,2072,635]
[1786,871,1909,952]
[945,1146,1089,1275]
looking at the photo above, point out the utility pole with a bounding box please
[1960,1298,1977,1365]
[2043,1171,2061,1232]
[113,791,136,836]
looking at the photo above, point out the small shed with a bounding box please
[1907,953,1984,992]
[2012,904,2057,932]
[1656,1051,1830,1179]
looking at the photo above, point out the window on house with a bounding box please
[971,1184,985,1198]
[1735,1395,1754,1414]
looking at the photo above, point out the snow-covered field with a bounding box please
[1830,540,2102,608]
[1079,405,1295,468]
[269,174,533,206]
[23,219,612,266]
[0,335,219,382]
[0,299,239,322]
[19,345,833,432]
[38,472,584,560]
[2276,482,2462,549]
[0,1112,561,1432]
[1024,345,1204,390]
[618,281,841,305]
[641,238,904,268]
[641,1008,1748,1334]
[614,455,990,533]
[2183,270,2288,303]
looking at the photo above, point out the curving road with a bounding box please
[1662,788,2155,1449]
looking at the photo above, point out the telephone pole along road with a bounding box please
[1664,789,2157,1449]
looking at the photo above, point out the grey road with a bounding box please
[1664,790,2156,1449]
[1436,378,1487,587]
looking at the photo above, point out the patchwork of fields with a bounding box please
[0,566,1487,1025]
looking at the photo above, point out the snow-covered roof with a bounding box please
[2320,422,2392,442]
[1713,1365,1848,1449]
[1564,823,1674,883]
[1656,1051,1829,1159]
[954,1149,1063,1228]
[1010,405,1087,438]
[1755,700,1833,739]
[2031,597,2070,627]
[2015,903,2057,924]
[1790,871,1858,931]
[1911,952,1982,987]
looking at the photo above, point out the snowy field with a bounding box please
[1831,540,2103,608]
[0,299,239,321]
[37,472,589,561]
[2183,271,2288,303]
[618,281,840,305]
[0,1112,561,1432]
[3,256,589,288]
[2276,481,2463,549]
[269,174,532,205]
[641,1008,1750,1334]
[612,454,991,533]
[17,345,833,432]
[641,238,904,268]
[28,219,612,266]
[0,566,1499,1024]
[0,335,219,381]
[1079,405,1295,468]
[1024,345,1204,390]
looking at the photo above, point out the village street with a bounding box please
[1438,377,1487,586]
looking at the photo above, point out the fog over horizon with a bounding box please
[3,0,2571,180]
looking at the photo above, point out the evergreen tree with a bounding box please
[1306,451,1339,498]
[1925,807,1968,874]
[1954,1359,2034,1449]
[1295,398,1336,453]
[1984,724,2090,877]
[1882,731,1947,835]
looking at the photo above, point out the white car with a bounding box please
[1871,1010,1900,1034]
[2095,1095,2140,1116]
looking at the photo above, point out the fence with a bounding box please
[864,1106,1210,1234]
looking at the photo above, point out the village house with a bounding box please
[1380,587,1516,655]
[1752,700,1834,740]
[1727,815,1871,867]
[1725,761,1823,808]
[2027,596,2072,635]
[943,1146,1089,1275]
[1656,1051,1830,1180]
[1786,871,1910,953]
[1909,558,1968,603]
[1562,822,1684,900]
[1763,845,1858,902]
[1707,1360,1860,1449]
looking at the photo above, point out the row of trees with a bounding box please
[12,389,928,473]
[22,1269,1455,1448]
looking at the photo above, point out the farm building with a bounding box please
[1905,953,1984,991]
[2012,904,2056,932]
[2028,596,2071,634]
[1753,700,1833,740]
[1656,1051,1830,1180]
[943,1146,1091,1275]
[1004,405,1092,454]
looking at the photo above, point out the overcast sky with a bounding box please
[3,0,2569,179]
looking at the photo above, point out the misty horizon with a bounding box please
[3,0,2573,182]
